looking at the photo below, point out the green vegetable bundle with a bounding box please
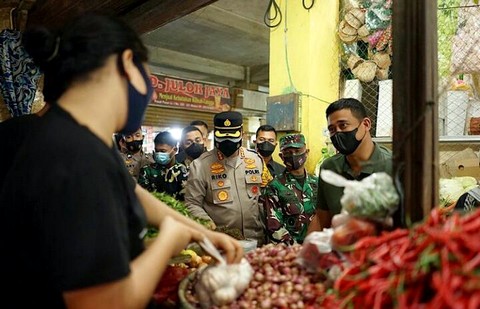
[146,192,213,238]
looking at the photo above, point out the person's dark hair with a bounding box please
[255,125,277,138]
[154,131,177,147]
[326,98,368,120]
[190,120,209,131]
[122,127,142,139]
[22,14,148,103]
[181,126,203,141]
[113,133,124,150]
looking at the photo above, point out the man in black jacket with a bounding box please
[254,125,285,178]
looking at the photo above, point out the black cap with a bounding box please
[214,111,243,131]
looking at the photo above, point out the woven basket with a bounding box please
[178,272,197,309]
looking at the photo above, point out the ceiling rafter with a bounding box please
[147,45,245,81]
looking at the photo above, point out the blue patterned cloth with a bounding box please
[0,29,41,117]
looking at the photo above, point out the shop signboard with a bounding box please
[150,74,231,113]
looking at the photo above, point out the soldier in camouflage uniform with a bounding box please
[138,131,189,201]
[262,133,318,245]
[119,127,153,181]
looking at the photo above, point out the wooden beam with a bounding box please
[392,0,438,226]
[123,0,219,34]
[28,0,137,28]
[147,45,245,81]
[189,4,269,42]
[249,64,269,84]
[27,0,218,34]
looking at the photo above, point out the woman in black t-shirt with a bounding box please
[0,14,242,309]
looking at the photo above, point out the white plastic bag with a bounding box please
[320,170,399,220]
[194,258,253,308]
[296,229,343,274]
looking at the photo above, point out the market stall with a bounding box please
[142,0,480,307]
[176,205,480,308]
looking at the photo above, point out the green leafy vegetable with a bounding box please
[147,191,212,238]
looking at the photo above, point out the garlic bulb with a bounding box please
[195,258,253,308]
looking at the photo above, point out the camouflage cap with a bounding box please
[279,133,306,151]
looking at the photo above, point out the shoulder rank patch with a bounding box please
[244,158,255,164]
[211,162,225,174]
[211,162,223,169]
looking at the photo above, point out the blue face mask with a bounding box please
[153,152,171,165]
[119,60,154,135]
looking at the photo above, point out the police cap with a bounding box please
[214,111,243,131]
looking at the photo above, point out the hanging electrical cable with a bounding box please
[264,0,282,28]
[282,0,330,103]
[302,0,315,10]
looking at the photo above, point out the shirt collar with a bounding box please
[342,142,382,178]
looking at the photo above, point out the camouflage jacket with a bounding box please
[262,170,318,245]
[138,162,189,201]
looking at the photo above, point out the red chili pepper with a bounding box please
[464,276,480,292]
[390,240,411,267]
[334,265,362,292]
[461,216,480,233]
[463,253,480,273]
[401,239,432,264]
[468,292,480,309]
[369,245,392,264]
[372,280,392,309]
[458,233,480,253]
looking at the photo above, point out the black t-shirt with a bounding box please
[0,113,39,191]
[0,105,147,308]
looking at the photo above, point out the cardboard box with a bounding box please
[453,159,480,179]
[448,158,480,179]
[440,148,480,179]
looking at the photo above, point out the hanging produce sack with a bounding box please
[0,29,41,117]
[320,170,399,220]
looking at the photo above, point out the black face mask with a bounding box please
[216,140,241,157]
[330,127,363,155]
[185,143,205,160]
[282,152,307,170]
[126,140,143,153]
[119,61,153,135]
[256,142,275,157]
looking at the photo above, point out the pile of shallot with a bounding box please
[185,243,340,309]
